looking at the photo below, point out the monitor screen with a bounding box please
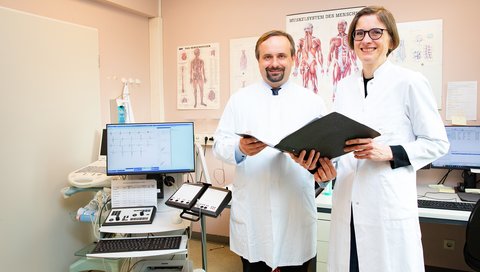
[431,126,480,170]
[106,122,195,176]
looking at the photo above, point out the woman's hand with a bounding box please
[313,157,337,182]
[289,150,337,182]
[344,138,393,161]
[289,150,320,171]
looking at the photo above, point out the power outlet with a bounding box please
[443,239,455,250]
[195,133,214,146]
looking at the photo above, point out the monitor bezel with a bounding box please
[105,121,196,176]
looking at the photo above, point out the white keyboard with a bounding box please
[75,165,106,174]
[68,159,112,188]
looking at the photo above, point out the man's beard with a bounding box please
[266,68,285,83]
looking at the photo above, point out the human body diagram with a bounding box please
[326,20,359,98]
[190,48,207,108]
[293,23,324,94]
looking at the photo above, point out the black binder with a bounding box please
[238,112,381,159]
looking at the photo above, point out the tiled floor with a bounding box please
[188,238,242,272]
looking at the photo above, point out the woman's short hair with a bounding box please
[347,6,400,56]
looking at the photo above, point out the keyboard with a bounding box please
[68,159,112,188]
[90,235,182,254]
[75,165,106,174]
[417,199,475,211]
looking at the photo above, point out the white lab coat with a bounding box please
[213,80,327,268]
[328,61,449,272]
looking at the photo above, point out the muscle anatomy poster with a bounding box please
[177,43,220,110]
[286,7,364,110]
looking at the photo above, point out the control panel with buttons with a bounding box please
[102,206,156,226]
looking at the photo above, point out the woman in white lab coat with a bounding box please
[327,6,449,272]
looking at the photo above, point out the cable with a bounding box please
[214,167,226,186]
[196,147,205,182]
[197,137,208,183]
[89,213,100,240]
[97,198,112,237]
[437,169,452,185]
[101,257,110,272]
[127,258,144,272]
[187,172,194,183]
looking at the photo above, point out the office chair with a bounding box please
[464,198,480,271]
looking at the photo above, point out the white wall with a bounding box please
[0,7,101,271]
[0,0,155,126]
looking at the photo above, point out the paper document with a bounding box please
[471,168,480,174]
[446,81,477,121]
[111,179,157,208]
[237,112,380,159]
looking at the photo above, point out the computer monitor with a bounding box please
[431,126,480,189]
[106,122,195,198]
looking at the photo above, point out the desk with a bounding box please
[314,184,472,272]
[315,184,471,223]
[416,184,471,225]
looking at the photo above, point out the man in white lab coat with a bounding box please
[213,30,336,271]
[327,6,450,271]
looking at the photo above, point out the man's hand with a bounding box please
[239,136,267,156]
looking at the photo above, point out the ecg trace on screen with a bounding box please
[108,127,172,169]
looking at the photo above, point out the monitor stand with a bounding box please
[457,170,479,202]
[463,170,477,189]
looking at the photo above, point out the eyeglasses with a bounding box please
[352,28,387,41]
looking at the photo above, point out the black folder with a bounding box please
[238,112,381,159]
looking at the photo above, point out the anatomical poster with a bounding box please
[390,19,443,109]
[229,36,262,96]
[177,43,220,110]
[287,6,364,110]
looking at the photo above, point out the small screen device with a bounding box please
[166,183,232,221]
